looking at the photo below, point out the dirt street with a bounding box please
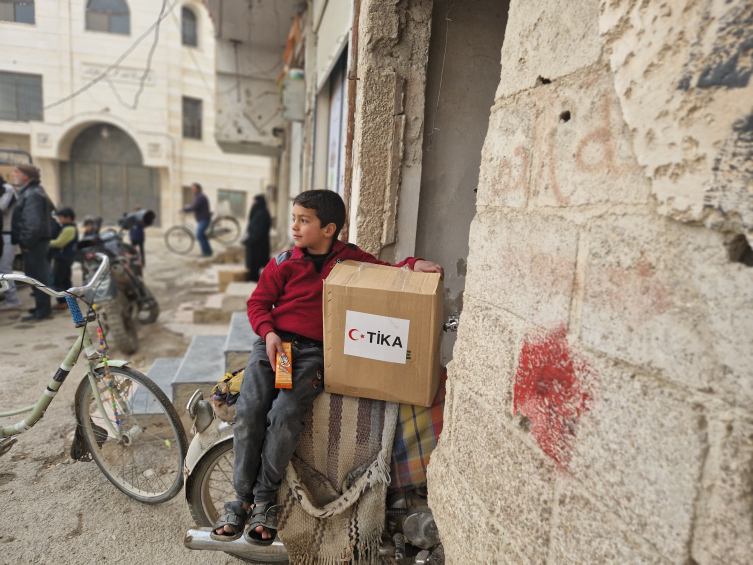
[0,233,242,565]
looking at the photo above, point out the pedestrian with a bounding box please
[10,164,54,322]
[0,181,22,309]
[182,182,212,257]
[129,206,146,266]
[48,207,79,310]
[244,195,271,282]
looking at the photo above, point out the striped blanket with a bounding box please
[389,373,447,491]
[278,394,398,565]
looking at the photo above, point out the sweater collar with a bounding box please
[290,239,347,260]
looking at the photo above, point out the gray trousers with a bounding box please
[233,334,324,505]
[0,234,20,305]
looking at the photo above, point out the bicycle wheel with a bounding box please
[164,226,195,255]
[77,366,187,504]
[211,216,241,245]
[185,440,289,563]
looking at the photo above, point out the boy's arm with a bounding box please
[350,246,444,277]
[49,225,76,249]
[246,257,283,340]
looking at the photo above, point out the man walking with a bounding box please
[11,164,54,322]
[0,180,21,309]
[182,182,212,257]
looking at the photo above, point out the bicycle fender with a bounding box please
[93,359,131,370]
[184,419,234,480]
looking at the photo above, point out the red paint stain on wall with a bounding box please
[514,326,592,470]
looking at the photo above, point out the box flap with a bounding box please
[325,260,441,295]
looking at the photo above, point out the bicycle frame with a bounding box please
[0,253,131,441]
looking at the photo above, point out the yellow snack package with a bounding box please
[275,342,293,389]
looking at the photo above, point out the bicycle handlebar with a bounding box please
[0,253,110,299]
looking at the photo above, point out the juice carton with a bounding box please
[275,342,293,389]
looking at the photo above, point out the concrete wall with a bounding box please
[414,0,507,364]
[0,0,270,226]
[427,0,753,563]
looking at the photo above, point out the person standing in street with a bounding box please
[11,164,54,322]
[244,194,271,282]
[0,180,22,309]
[182,182,212,257]
[48,207,78,310]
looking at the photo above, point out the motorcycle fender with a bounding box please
[184,418,234,483]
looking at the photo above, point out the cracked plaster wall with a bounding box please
[423,0,753,563]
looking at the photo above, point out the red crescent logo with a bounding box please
[348,329,360,341]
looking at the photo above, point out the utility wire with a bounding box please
[132,0,168,109]
[44,0,181,111]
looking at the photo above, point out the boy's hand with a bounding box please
[413,260,444,279]
[265,331,286,368]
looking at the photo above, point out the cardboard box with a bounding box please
[323,260,443,407]
[218,267,248,292]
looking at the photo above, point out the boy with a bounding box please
[48,207,78,310]
[212,190,442,545]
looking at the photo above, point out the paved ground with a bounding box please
[0,233,241,565]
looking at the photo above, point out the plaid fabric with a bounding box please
[389,372,447,491]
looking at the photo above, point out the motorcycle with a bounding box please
[76,209,159,354]
[181,318,458,565]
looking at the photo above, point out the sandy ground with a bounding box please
[0,232,241,565]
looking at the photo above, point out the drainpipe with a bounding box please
[340,0,361,242]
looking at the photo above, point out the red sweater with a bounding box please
[247,240,420,342]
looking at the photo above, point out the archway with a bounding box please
[59,123,160,225]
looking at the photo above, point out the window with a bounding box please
[181,6,197,47]
[182,185,194,207]
[86,0,130,35]
[182,97,202,139]
[0,72,43,122]
[0,0,35,24]
[217,189,247,218]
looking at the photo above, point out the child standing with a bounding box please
[212,190,443,545]
[48,207,79,309]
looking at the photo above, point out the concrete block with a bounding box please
[581,215,753,407]
[171,335,226,404]
[465,209,578,326]
[192,293,233,324]
[550,482,671,565]
[448,295,531,417]
[477,94,535,209]
[131,358,182,416]
[218,266,248,293]
[568,357,708,562]
[224,311,257,373]
[496,0,601,100]
[437,382,555,563]
[692,418,753,565]
[221,281,256,313]
[529,69,651,207]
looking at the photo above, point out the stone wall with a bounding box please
[427,0,753,563]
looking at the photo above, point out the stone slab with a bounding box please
[465,209,578,327]
[224,311,257,373]
[171,335,226,404]
[131,358,182,415]
[221,282,256,313]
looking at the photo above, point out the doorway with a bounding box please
[414,0,509,364]
[59,124,161,225]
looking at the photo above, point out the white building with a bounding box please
[0,0,278,227]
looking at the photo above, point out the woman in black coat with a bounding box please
[245,195,272,282]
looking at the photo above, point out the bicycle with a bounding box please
[0,253,187,504]
[164,214,241,255]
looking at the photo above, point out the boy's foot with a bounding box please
[210,501,250,542]
[244,502,280,546]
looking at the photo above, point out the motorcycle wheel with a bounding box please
[185,440,289,564]
[137,297,160,324]
[99,299,139,354]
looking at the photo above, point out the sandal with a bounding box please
[244,501,280,546]
[210,501,249,541]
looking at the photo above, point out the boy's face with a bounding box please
[291,204,336,249]
[57,215,72,224]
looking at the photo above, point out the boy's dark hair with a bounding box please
[293,190,346,239]
[57,207,75,221]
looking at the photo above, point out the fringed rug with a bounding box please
[277,393,398,565]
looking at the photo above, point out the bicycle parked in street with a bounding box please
[164,214,241,255]
[0,253,187,504]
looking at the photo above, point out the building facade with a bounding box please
[0,0,273,226]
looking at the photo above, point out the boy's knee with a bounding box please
[267,405,304,431]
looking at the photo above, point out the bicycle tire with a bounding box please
[77,366,187,504]
[185,440,289,564]
[165,225,195,255]
[211,216,241,245]
[99,299,139,354]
